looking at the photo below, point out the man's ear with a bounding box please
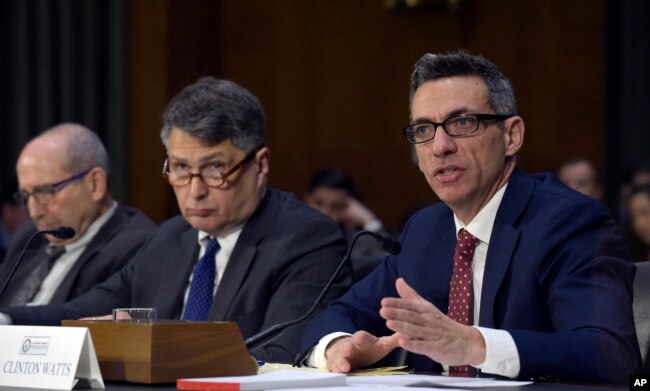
[504,116,525,157]
[256,147,270,178]
[85,167,108,202]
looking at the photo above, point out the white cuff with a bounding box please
[306,332,352,369]
[0,313,12,325]
[363,220,384,233]
[474,326,520,378]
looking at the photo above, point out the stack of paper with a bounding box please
[177,369,346,390]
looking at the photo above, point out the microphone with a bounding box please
[0,226,76,298]
[365,231,401,255]
[244,230,401,354]
[44,226,76,239]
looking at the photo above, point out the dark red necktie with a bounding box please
[448,228,480,376]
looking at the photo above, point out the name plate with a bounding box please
[0,325,104,390]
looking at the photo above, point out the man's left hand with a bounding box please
[379,278,486,367]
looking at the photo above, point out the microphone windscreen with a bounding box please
[48,226,76,239]
[380,238,401,255]
[369,232,401,255]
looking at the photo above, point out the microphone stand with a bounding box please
[245,230,397,353]
[0,231,47,298]
[0,227,76,299]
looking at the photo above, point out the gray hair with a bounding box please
[41,123,110,174]
[160,77,266,152]
[409,51,517,116]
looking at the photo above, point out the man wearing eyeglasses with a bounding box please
[1,77,350,363]
[299,52,640,384]
[0,123,155,307]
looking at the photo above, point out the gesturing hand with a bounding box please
[379,278,486,367]
[325,330,400,373]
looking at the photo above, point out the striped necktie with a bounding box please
[10,246,65,306]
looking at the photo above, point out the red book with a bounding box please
[177,369,346,391]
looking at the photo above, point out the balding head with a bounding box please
[32,123,110,174]
[15,123,113,245]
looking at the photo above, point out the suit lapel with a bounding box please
[210,189,275,320]
[155,227,200,318]
[51,206,129,301]
[211,241,257,320]
[431,210,456,313]
[479,169,534,327]
[0,245,48,306]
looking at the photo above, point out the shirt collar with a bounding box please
[197,221,246,247]
[453,183,508,245]
[62,201,118,253]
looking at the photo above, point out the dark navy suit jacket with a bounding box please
[3,188,350,363]
[301,169,641,384]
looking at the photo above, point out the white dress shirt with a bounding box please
[180,224,244,318]
[308,183,521,378]
[29,202,118,305]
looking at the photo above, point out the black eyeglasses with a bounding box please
[403,113,514,144]
[13,168,94,207]
[163,145,264,188]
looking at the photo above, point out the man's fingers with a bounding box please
[379,332,404,349]
[380,299,444,328]
[395,278,422,302]
[326,337,354,373]
[349,330,376,348]
[380,305,427,327]
[385,317,442,339]
[329,358,351,373]
[338,341,353,359]
[79,314,111,320]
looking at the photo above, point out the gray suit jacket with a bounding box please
[2,188,351,363]
[0,205,155,306]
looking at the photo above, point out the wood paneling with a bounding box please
[127,0,169,222]
[128,0,605,231]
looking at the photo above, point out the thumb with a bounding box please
[379,332,402,348]
[395,278,425,303]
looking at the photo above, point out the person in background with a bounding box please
[0,123,155,306]
[557,157,604,202]
[0,179,28,262]
[299,51,639,384]
[627,184,650,261]
[0,78,351,364]
[616,163,650,261]
[306,168,389,257]
[632,164,650,188]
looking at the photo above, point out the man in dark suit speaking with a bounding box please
[0,123,154,306]
[299,52,641,384]
[1,77,351,363]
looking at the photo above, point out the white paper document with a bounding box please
[179,367,530,391]
[347,373,532,388]
[177,369,346,390]
[273,376,531,391]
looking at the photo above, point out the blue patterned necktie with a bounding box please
[182,238,220,321]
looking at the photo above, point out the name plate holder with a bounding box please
[0,325,104,390]
[62,320,258,384]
